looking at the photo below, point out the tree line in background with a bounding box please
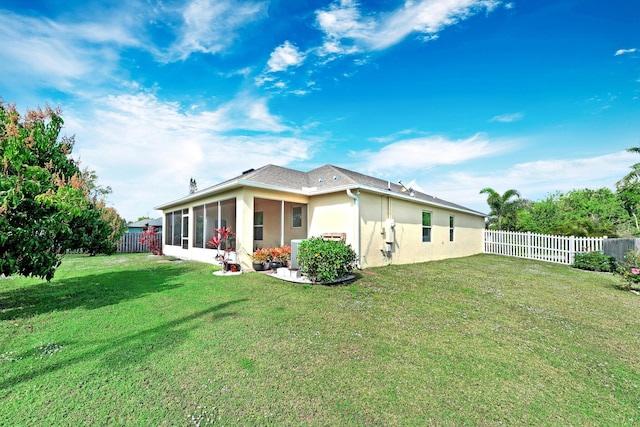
[0,100,126,280]
[481,146,640,237]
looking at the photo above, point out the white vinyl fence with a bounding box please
[67,232,162,254]
[483,230,604,265]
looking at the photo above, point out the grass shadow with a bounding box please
[316,272,361,287]
[0,263,188,321]
[0,299,249,391]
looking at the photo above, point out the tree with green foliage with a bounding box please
[67,202,126,256]
[80,166,113,203]
[551,188,623,236]
[616,146,640,235]
[0,100,125,280]
[479,187,522,230]
[617,183,640,234]
[516,189,628,237]
[515,196,555,233]
[487,146,640,237]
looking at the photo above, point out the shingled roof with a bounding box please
[156,164,485,217]
[126,217,162,228]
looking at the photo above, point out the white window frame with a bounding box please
[254,211,264,241]
[292,206,303,228]
[422,211,432,243]
[449,215,454,242]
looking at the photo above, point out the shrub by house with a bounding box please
[297,237,357,284]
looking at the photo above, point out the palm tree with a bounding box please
[480,187,522,230]
[617,146,640,232]
[619,146,640,185]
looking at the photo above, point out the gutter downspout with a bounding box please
[346,189,361,269]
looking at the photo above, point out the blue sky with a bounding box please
[1,0,638,221]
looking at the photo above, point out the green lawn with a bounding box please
[1,253,639,425]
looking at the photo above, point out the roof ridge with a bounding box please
[155,163,485,217]
[329,164,389,186]
[236,164,311,189]
[307,164,360,186]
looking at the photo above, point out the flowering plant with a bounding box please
[139,226,162,255]
[266,245,291,263]
[207,226,236,264]
[252,248,270,263]
[277,245,291,262]
[616,249,640,290]
[268,247,281,262]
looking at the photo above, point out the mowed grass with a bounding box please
[1,253,639,426]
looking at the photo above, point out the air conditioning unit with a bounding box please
[290,239,305,269]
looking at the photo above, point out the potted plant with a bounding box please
[268,247,282,271]
[207,226,238,272]
[278,245,292,267]
[252,248,269,271]
[267,245,292,271]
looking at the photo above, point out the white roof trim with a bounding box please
[156,179,485,217]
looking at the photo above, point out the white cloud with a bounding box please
[316,0,374,55]
[490,112,524,122]
[614,48,637,56]
[258,42,311,92]
[267,41,306,72]
[0,10,140,93]
[165,0,267,61]
[209,95,292,132]
[316,0,505,55]
[70,92,314,221]
[258,0,504,91]
[424,151,639,213]
[489,152,635,189]
[219,67,254,79]
[351,133,513,174]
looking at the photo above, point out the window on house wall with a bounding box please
[165,212,173,245]
[204,203,218,247]
[422,211,432,243]
[449,215,455,242]
[169,199,235,249]
[182,210,189,249]
[192,203,219,249]
[219,198,237,250]
[172,211,181,245]
[165,209,187,246]
[194,205,204,248]
[292,206,302,228]
[254,211,264,241]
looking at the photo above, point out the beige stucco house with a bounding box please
[154,164,486,270]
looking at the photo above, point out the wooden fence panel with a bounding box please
[118,232,146,253]
[66,232,163,255]
[483,230,604,265]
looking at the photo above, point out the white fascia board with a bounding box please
[323,184,487,218]
[154,180,307,211]
[154,181,242,210]
[235,180,308,195]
